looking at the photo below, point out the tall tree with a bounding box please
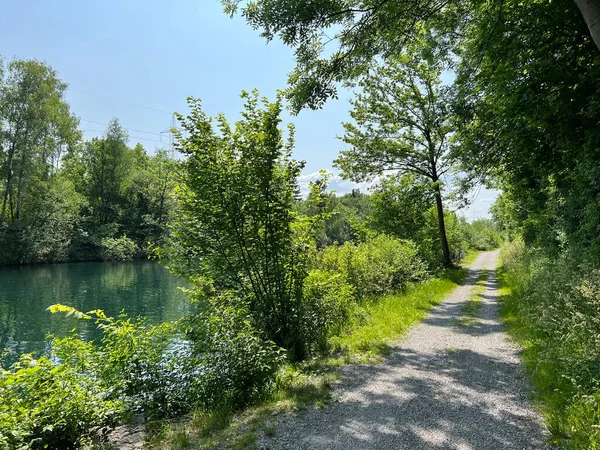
[0,58,79,227]
[147,149,177,229]
[223,0,600,112]
[82,119,131,225]
[335,51,455,266]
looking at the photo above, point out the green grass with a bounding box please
[331,269,469,362]
[149,256,476,449]
[497,245,600,449]
[455,269,488,327]
[461,249,481,267]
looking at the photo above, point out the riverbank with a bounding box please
[140,252,480,450]
[0,255,152,267]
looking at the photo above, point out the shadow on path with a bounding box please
[263,250,547,450]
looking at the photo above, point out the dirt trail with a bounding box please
[258,250,548,449]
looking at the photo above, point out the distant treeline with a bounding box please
[0,57,177,265]
[0,57,501,267]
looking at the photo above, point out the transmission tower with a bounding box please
[160,113,180,159]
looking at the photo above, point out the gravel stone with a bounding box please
[257,250,549,450]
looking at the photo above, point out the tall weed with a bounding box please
[500,240,600,448]
[317,235,427,300]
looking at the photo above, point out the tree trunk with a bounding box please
[0,140,17,226]
[574,0,600,52]
[15,157,27,222]
[433,181,452,267]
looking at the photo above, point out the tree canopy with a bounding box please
[336,49,455,265]
[223,0,600,112]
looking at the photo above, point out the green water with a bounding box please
[0,261,190,362]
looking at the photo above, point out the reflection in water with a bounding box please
[0,261,190,362]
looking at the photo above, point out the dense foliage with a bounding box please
[501,242,600,448]
[225,0,600,445]
[0,57,177,265]
[454,0,600,264]
[316,235,427,300]
[0,353,122,450]
[296,184,371,247]
[223,0,600,111]
[0,306,172,448]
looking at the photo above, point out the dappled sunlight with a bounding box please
[258,251,547,449]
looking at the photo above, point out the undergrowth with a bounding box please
[498,240,600,449]
[149,261,472,449]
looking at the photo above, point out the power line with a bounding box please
[70,87,173,115]
[82,128,166,144]
[81,118,163,137]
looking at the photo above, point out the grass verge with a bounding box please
[330,267,470,362]
[497,244,600,449]
[455,269,488,327]
[147,256,477,450]
[460,249,481,268]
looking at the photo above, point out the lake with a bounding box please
[0,261,190,364]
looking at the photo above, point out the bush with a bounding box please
[0,304,198,450]
[50,306,192,421]
[464,219,503,251]
[317,235,427,299]
[301,269,356,354]
[501,240,600,448]
[100,235,138,261]
[1,296,287,449]
[167,91,310,362]
[185,294,285,409]
[0,354,123,449]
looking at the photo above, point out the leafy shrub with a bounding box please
[317,234,427,299]
[167,91,310,361]
[49,305,193,420]
[0,354,123,449]
[1,297,286,449]
[123,343,203,420]
[100,235,138,261]
[501,241,600,448]
[301,269,355,354]
[185,293,285,409]
[464,219,503,251]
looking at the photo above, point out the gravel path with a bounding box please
[258,250,548,449]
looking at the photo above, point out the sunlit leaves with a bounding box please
[168,90,312,360]
[222,0,453,111]
[46,303,110,322]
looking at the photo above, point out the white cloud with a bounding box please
[298,168,499,221]
[456,186,499,221]
[297,170,378,197]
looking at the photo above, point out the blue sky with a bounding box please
[0,0,496,218]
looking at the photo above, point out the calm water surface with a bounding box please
[0,261,190,362]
